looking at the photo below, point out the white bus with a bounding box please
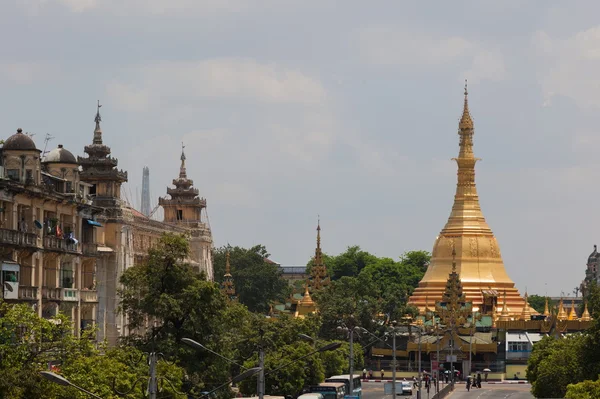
[325,375,362,399]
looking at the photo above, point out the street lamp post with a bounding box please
[40,371,103,399]
[417,327,422,399]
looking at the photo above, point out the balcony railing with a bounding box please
[80,290,97,302]
[0,228,37,247]
[61,288,79,302]
[82,243,98,257]
[506,351,531,360]
[18,286,38,300]
[43,236,79,253]
[42,287,61,300]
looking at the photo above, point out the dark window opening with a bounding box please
[89,184,96,195]
[6,169,19,181]
[177,210,183,221]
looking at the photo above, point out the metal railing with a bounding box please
[43,236,79,253]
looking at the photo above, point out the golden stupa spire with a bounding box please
[310,217,329,290]
[557,298,568,321]
[520,292,532,321]
[221,250,236,301]
[300,281,314,304]
[568,299,577,321]
[543,297,550,317]
[407,83,526,315]
[499,290,511,321]
[581,301,591,321]
[225,251,232,276]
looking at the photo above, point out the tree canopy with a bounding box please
[213,245,290,313]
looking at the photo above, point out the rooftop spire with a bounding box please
[221,250,236,301]
[543,297,550,316]
[459,80,473,131]
[93,100,103,144]
[179,142,187,179]
[557,298,568,321]
[581,301,591,321]
[225,251,232,277]
[520,292,532,321]
[499,290,511,321]
[568,299,577,320]
[310,217,329,290]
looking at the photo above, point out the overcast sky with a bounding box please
[2,1,599,296]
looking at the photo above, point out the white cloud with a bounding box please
[359,26,473,66]
[462,50,506,84]
[358,25,507,84]
[0,62,60,84]
[533,26,600,108]
[108,59,327,111]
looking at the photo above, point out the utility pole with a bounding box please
[148,352,157,399]
[436,325,440,393]
[258,347,265,399]
[349,328,354,396]
[417,328,422,399]
[392,331,396,397]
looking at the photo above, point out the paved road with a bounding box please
[362,381,534,399]
[450,384,533,399]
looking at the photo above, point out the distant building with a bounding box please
[0,103,214,345]
[582,245,600,297]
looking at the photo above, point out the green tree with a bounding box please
[566,379,600,399]
[213,245,290,313]
[329,246,378,280]
[527,335,586,398]
[119,233,232,395]
[527,295,551,314]
[0,302,184,399]
[400,250,431,272]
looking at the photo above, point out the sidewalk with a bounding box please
[362,379,528,384]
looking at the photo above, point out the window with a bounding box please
[6,169,19,181]
[177,209,183,221]
[60,265,74,288]
[25,169,33,183]
[508,342,529,352]
[66,181,72,193]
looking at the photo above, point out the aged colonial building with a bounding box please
[0,128,101,337]
[1,104,214,345]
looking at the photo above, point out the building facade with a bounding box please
[1,105,214,345]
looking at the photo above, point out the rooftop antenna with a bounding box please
[42,133,54,157]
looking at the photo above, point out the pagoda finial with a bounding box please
[499,290,510,321]
[568,299,577,320]
[557,298,568,321]
[543,296,550,316]
[310,218,328,291]
[581,301,591,321]
[520,291,532,321]
[225,251,232,276]
[459,80,473,131]
[451,244,457,273]
[301,281,314,304]
[179,142,187,179]
[93,100,103,144]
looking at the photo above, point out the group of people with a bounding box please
[361,369,385,380]
[466,373,482,391]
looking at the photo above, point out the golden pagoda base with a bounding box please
[409,281,526,316]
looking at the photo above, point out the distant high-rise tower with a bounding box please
[141,166,151,216]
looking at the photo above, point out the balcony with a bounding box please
[18,286,38,300]
[61,288,79,302]
[82,243,98,257]
[43,236,79,254]
[506,351,531,360]
[42,287,61,300]
[80,289,97,303]
[0,228,37,248]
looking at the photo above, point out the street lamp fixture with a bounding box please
[298,333,315,343]
[195,367,263,399]
[40,371,103,399]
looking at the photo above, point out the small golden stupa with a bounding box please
[581,302,591,322]
[557,298,568,321]
[408,83,527,316]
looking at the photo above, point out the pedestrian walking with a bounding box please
[380,369,384,380]
[362,369,367,379]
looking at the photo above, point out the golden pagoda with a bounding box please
[310,219,329,290]
[221,251,237,301]
[581,302,591,321]
[408,82,527,315]
[520,292,532,321]
[568,299,577,321]
[557,298,568,321]
[543,297,550,317]
[294,282,317,318]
